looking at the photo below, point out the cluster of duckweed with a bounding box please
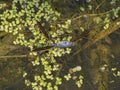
[0,0,84,90]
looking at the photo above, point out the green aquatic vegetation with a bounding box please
[0,0,83,90]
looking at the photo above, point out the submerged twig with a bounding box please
[0,55,27,59]
[73,18,120,56]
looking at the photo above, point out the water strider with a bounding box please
[53,41,74,48]
[33,30,89,54]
